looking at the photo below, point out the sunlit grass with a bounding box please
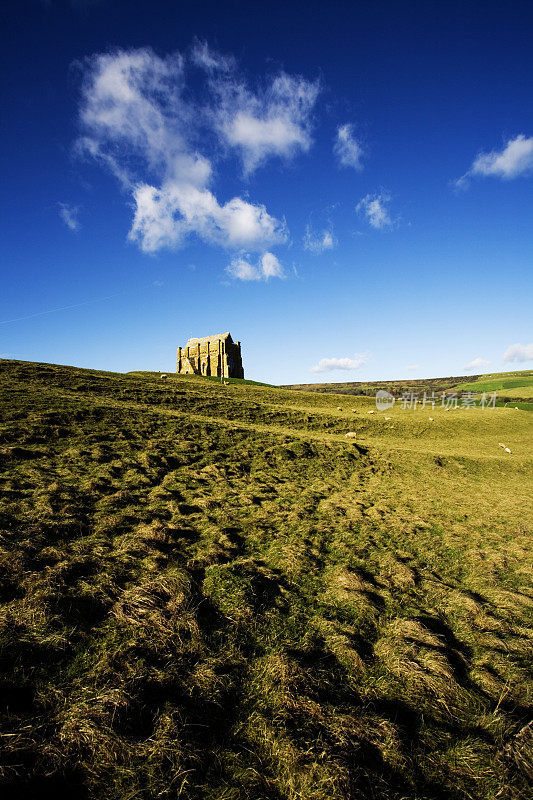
[0,358,531,800]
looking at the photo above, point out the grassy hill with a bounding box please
[0,358,532,800]
[452,371,533,398]
[283,369,533,406]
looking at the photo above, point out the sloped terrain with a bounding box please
[283,369,533,407]
[0,359,532,800]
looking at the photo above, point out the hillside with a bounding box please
[282,369,533,407]
[0,358,532,800]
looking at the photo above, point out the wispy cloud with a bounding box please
[334,123,363,170]
[454,134,533,189]
[76,45,316,262]
[303,225,336,254]
[226,251,284,281]
[310,353,369,373]
[502,342,533,363]
[406,364,419,371]
[58,202,80,231]
[356,192,396,230]
[463,357,491,371]
[190,39,235,72]
[208,63,320,176]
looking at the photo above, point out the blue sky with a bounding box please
[1,0,532,384]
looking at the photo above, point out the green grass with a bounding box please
[285,369,533,403]
[0,358,532,800]
[452,371,533,397]
[129,370,276,388]
[500,400,533,411]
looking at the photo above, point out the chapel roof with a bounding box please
[186,332,233,347]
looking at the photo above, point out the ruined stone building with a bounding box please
[176,333,244,379]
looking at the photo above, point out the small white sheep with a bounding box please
[337,406,343,411]
[385,416,391,420]
[160,374,168,380]
[345,432,357,438]
[367,410,375,414]
[429,417,434,421]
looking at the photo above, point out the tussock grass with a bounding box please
[0,358,531,799]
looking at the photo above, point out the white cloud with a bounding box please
[455,134,533,188]
[79,49,187,178]
[463,357,491,371]
[211,71,320,175]
[58,202,80,231]
[334,123,363,170]
[129,181,286,253]
[77,46,298,259]
[311,353,369,373]
[226,251,284,281]
[260,251,284,279]
[502,342,533,363]
[190,40,235,72]
[356,192,395,230]
[303,226,336,254]
[226,256,261,281]
[406,364,419,371]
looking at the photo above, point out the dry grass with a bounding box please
[0,358,531,799]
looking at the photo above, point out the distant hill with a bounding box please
[282,369,533,405]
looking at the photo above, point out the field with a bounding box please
[284,370,533,403]
[452,372,533,400]
[0,358,532,800]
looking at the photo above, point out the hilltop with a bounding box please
[0,358,532,800]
